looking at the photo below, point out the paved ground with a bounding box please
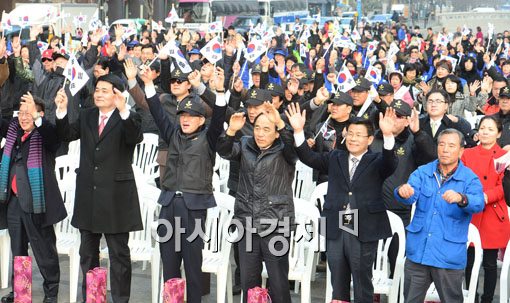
[0,252,332,303]
[0,249,502,303]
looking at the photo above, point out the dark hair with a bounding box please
[403,63,419,76]
[408,45,419,53]
[32,95,46,112]
[444,74,462,94]
[478,116,502,133]
[502,60,510,67]
[492,74,508,85]
[95,57,110,71]
[426,88,450,104]
[285,55,297,64]
[437,128,465,147]
[141,44,156,53]
[348,117,374,136]
[373,61,386,78]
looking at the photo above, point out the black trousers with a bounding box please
[238,233,291,303]
[326,231,378,303]
[466,247,498,303]
[158,196,207,303]
[7,195,60,297]
[79,230,131,303]
[404,259,464,303]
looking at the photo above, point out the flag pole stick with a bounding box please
[313,115,332,140]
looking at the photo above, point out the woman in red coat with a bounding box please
[461,116,510,303]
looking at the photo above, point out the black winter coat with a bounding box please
[217,129,298,233]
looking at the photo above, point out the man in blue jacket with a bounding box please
[395,128,484,303]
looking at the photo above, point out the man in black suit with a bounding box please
[54,74,143,303]
[0,93,66,303]
[286,102,398,302]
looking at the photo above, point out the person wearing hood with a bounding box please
[458,56,482,92]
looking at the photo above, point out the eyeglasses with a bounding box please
[428,99,446,104]
[170,79,188,85]
[346,132,370,139]
[18,112,33,118]
[42,58,53,62]
[411,50,419,53]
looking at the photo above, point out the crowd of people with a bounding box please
[0,12,509,303]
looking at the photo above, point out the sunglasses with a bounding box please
[170,79,187,84]
[42,58,53,62]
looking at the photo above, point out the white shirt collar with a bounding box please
[98,108,116,124]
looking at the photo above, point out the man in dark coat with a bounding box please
[286,103,398,302]
[0,93,66,303]
[54,74,143,303]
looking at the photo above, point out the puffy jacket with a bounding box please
[217,129,297,233]
[394,160,484,269]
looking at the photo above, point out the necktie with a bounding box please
[11,133,30,195]
[431,121,438,137]
[98,115,108,136]
[349,157,359,181]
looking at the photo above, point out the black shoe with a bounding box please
[232,284,241,295]
[0,292,13,303]
[43,297,58,303]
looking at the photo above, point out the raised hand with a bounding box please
[227,112,246,135]
[408,109,420,134]
[139,65,157,85]
[262,101,283,127]
[314,87,330,105]
[287,78,299,95]
[20,92,38,119]
[123,58,138,81]
[90,29,102,45]
[54,89,68,113]
[398,184,415,199]
[469,80,481,96]
[260,56,269,72]
[114,24,125,41]
[187,70,202,88]
[481,76,492,94]
[113,88,127,112]
[156,43,169,60]
[214,67,225,92]
[118,43,127,61]
[379,107,396,136]
[285,102,306,133]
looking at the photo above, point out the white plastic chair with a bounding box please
[499,238,510,303]
[155,193,236,303]
[132,133,159,186]
[214,154,230,194]
[260,198,321,303]
[309,182,328,211]
[67,139,81,159]
[0,229,9,289]
[308,181,328,280]
[324,211,406,303]
[292,161,316,201]
[372,211,406,302]
[424,224,482,303]
[54,155,81,302]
